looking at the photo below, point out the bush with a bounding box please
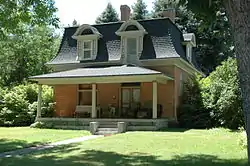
[200,58,244,129]
[0,83,54,126]
[177,77,211,128]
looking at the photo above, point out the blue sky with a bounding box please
[54,0,154,26]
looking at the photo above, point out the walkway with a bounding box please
[0,135,103,158]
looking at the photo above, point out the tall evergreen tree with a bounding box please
[131,0,148,20]
[72,19,79,26]
[95,3,119,24]
[152,0,178,18]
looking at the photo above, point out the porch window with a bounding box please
[78,84,97,105]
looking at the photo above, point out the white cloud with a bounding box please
[55,0,154,26]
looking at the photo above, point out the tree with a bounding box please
[0,25,60,86]
[72,19,79,26]
[0,0,58,37]
[181,0,250,162]
[200,58,243,129]
[152,0,233,74]
[131,0,148,20]
[95,3,119,24]
[177,76,211,129]
[152,0,178,18]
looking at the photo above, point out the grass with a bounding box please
[0,127,90,153]
[0,128,247,166]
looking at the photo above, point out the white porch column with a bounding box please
[36,84,42,121]
[91,83,97,118]
[152,81,157,119]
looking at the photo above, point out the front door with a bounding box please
[121,87,140,117]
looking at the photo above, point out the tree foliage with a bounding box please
[177,76,211,129]
[0,25,60,86]
[95,3,119,24]
[152,0,179,18]
[0,0,59,37]
[200,58,244,129]
[152,0,233,74]
[0,83,54,126]
[131,0,148,20]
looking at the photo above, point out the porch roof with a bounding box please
[30,65,173,84]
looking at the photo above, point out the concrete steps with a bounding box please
[95,128,118,135]
[94,121,118,135]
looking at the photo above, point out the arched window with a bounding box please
[72,24,102,61]
[116,20,147,62]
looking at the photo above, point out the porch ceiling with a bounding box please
[30,65,173,85]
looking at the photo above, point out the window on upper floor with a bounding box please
[116,20,147,62]
[72,24,102,61]
[78,40,93,60]
[183,33,196,63]
[127,37,137,57]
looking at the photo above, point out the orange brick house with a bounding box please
[30,6,201,132]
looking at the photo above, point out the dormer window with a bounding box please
[72,24,102,61]
[78,40,93,60]
[183,33,196,63]
[127,38,137,57]
[116,20,147,64]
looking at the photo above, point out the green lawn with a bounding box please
[0,128,247,166]
[0,127,90,153]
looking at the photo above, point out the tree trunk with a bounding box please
[223,0,250,162]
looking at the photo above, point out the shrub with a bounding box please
[200,58,244,129]
[0,83,54,126]
[177,77,211,128]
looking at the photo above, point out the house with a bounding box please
[30,5,201,134]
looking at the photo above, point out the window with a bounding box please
[72,24,102,61]
[78,84,97,106]
[126,38,137,57]
[115,20,147,63]
[78,40,93,60]
[186,44,192,62]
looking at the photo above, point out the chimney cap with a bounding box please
[161,8,176,23]
[120,5,131,21]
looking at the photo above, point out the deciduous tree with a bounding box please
[181,0,250,161]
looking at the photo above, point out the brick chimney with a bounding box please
[120,5,131,21]
[161,8,176,23]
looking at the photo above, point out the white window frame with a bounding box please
[186,43,192,62]
[125,36,139,58]
[72,24,102,61]
[116,20,147,62]
[78,40,93,61]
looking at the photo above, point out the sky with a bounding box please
[54,0,154,26]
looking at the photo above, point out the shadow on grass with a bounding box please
[0,139,43,153]
[158,128,189,132]
[0,144,247,166]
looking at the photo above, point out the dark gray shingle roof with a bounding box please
[30,65,164,79]
[49,18,187,65]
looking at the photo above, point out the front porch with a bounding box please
[36,117,169,132]
[31,65,174,132]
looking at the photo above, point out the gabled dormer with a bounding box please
[116,20,147,65]
[72,24,102,61]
